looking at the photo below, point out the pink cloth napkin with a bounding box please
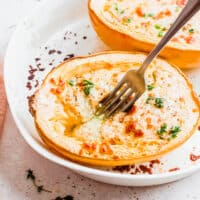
[0,62,7,133]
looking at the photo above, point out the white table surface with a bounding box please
[1,0,200,199]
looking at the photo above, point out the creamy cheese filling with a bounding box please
[100,0,200,49]
[35,57,199,159]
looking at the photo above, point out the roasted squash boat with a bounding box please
[31,52,200,166]
[89,0,200,69]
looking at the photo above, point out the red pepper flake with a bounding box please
[26,82,32,90]
[171,37,179,42]
[39,68,45,71]
[125,121,144,137]
[168,167,180,172]
[198,126,200,131]
[29,65,33,70]
[165,9,172,16]
[57,50,62,54]
[99,143,113,154]
[128,105,137,114]
[149,159,160,168]
[176,0,186,6]
[135,7,144,17]
[50,88,56,94]
[141,22,150,28]
[48,49,56,55]
[35,58,41,62]
[58,79,65,87]
[112,165,131,172]
[63,54,75,61]
[190,153,200,162]
[49,78,56,84]
[125,121,136,133]
[34,80,39,88]
[134,129,144,137]
[185,35,194,44]
[83,143,96,153]
[131,167,140,175]
[28,74,35,80]
[29,68,37,74]
[55,88,62,94]
[154,9,172,19]
[139,165,152,174]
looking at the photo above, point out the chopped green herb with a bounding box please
[147,84,155,91]
[144,13,154,18]
[189,28,194,33]
[148,13,154,17]
[155,24,161,29]
[83,80,93,86]
[158,31,164,37]
[157,125,181,141]
[157,123,167,139]
[114,3,119,12]
[169,126,181,138]
[155,98,164,108]
[120,10,125,14]
[68,80,75,86]
[83,80,94,96]
[175,6,180,12]
[126,18,132,23]
[146,96,155,104]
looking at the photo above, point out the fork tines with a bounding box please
[96,81,139,118]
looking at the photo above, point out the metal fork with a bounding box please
[96,0,200,118]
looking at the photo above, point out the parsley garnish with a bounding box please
[114,3,119,12]
[155,98,164,108]
[189,28,194,33]
[155,24,161,29]
[126,18,131,23]
[120,10,125,14]
[158,31,164,37]
[83,80,94,96]
[146,96,154,104]
[157,125,181,140]
[144,13,154,18]
[26,169,51,193]
[68,80,75,86]
[157,124,167,139]
[169,126,181,138]
[147,84,155,91]
[175,6,180,12]
[148,13,154,17]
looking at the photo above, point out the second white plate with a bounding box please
[4,0,200,186]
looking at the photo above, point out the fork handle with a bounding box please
[138,0,200,75]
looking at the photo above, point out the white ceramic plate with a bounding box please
[4,0,200,186]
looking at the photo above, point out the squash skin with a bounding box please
[88,0,200,69]
[33,51,200,166]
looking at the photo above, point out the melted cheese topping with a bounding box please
[34,53,199,162]
[92,0,200,49]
